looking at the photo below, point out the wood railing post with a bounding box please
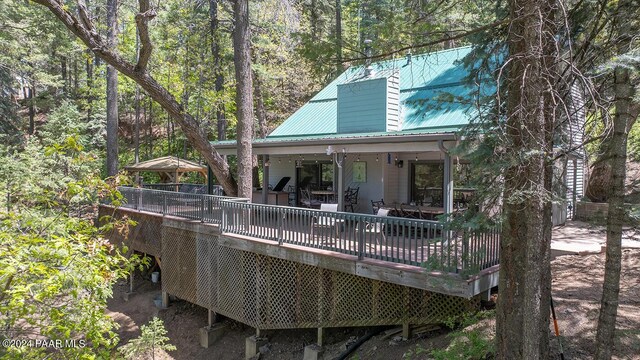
[357,220,364,260]
[161,193,167,215]
[200,196,205,222]
[277,208,284,245]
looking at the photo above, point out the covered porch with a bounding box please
[213,132,476,217]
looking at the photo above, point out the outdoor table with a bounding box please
[382,204,445,219]
[311,190,336,203]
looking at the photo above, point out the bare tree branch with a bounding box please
[135,0,155,72]
[30,0,239,195]
[342,19,509,63]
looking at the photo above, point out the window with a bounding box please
[410,162,474,206]
[411,162,444,206]
[296,162,334,190]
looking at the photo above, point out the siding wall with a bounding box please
[386,72,400,132]
[343,154,385,213]
[565,158,585,219]
[337,78,388,134]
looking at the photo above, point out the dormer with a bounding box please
[336,69,400,134]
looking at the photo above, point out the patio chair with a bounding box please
[287,185,296,206]
[344,187,359,212]
[300,188,321,208]
[356,208,390,246]
[311,203,342,240]
[371,199,385,214]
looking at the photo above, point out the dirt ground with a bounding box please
[107,242,640,359]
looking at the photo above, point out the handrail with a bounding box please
[106,187,500,275]
[217,200,500,274]
[112,186,249,224]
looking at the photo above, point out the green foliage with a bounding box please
[403,344,429,360]
[430,311,496,360]
[118,317,176,359]
[0,126,148,358]
[39,100,105,151]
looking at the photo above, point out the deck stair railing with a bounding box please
[109,187,500,275]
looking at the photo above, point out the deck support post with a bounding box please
[317,327,325,347]
[245,335,268,359]
[303,345,324,360]
[208,310,218,328]
[262,155,269,204]
[199,322,227,348]
[402,323,411,340]
[161,291,169,308]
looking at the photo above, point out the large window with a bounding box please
[410,162,474,206]
[411,162,444,206]
[296,162,334,190]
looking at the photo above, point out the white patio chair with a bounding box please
[311,203,342,240]
[356,208,390,246]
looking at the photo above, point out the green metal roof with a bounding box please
[213,46,496,147]
[269,46,490,139]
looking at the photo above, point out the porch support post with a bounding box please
[439,141,454,215]
[336,153,344,211]
[262,155,269,204]
[443,152,453,215]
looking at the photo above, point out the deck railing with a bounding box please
[115,187,248,223]
[109,187,500,275]
[142,183,224,195]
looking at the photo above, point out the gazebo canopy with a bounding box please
[124,156,207,182]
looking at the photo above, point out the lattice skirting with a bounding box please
[99,206,163,257]
[162,224,476,330]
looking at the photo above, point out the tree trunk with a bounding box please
[27,85,35,135]
[310,0,319,42]
[495,0,556,357]
[210,0,226,141]
[33,0,239,195]
[134,33,140,165]
[594,62,631,360]
[106,0,119,177]
[85,54,93,121]
[335,0,342,74]
[252,68,267,189]
[61,56,68,96]
[232,0,254,199]
[253,70,267,139]
[73,58,79,97]
[595,0,638,357]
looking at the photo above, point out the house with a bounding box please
[212,46,584,223]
